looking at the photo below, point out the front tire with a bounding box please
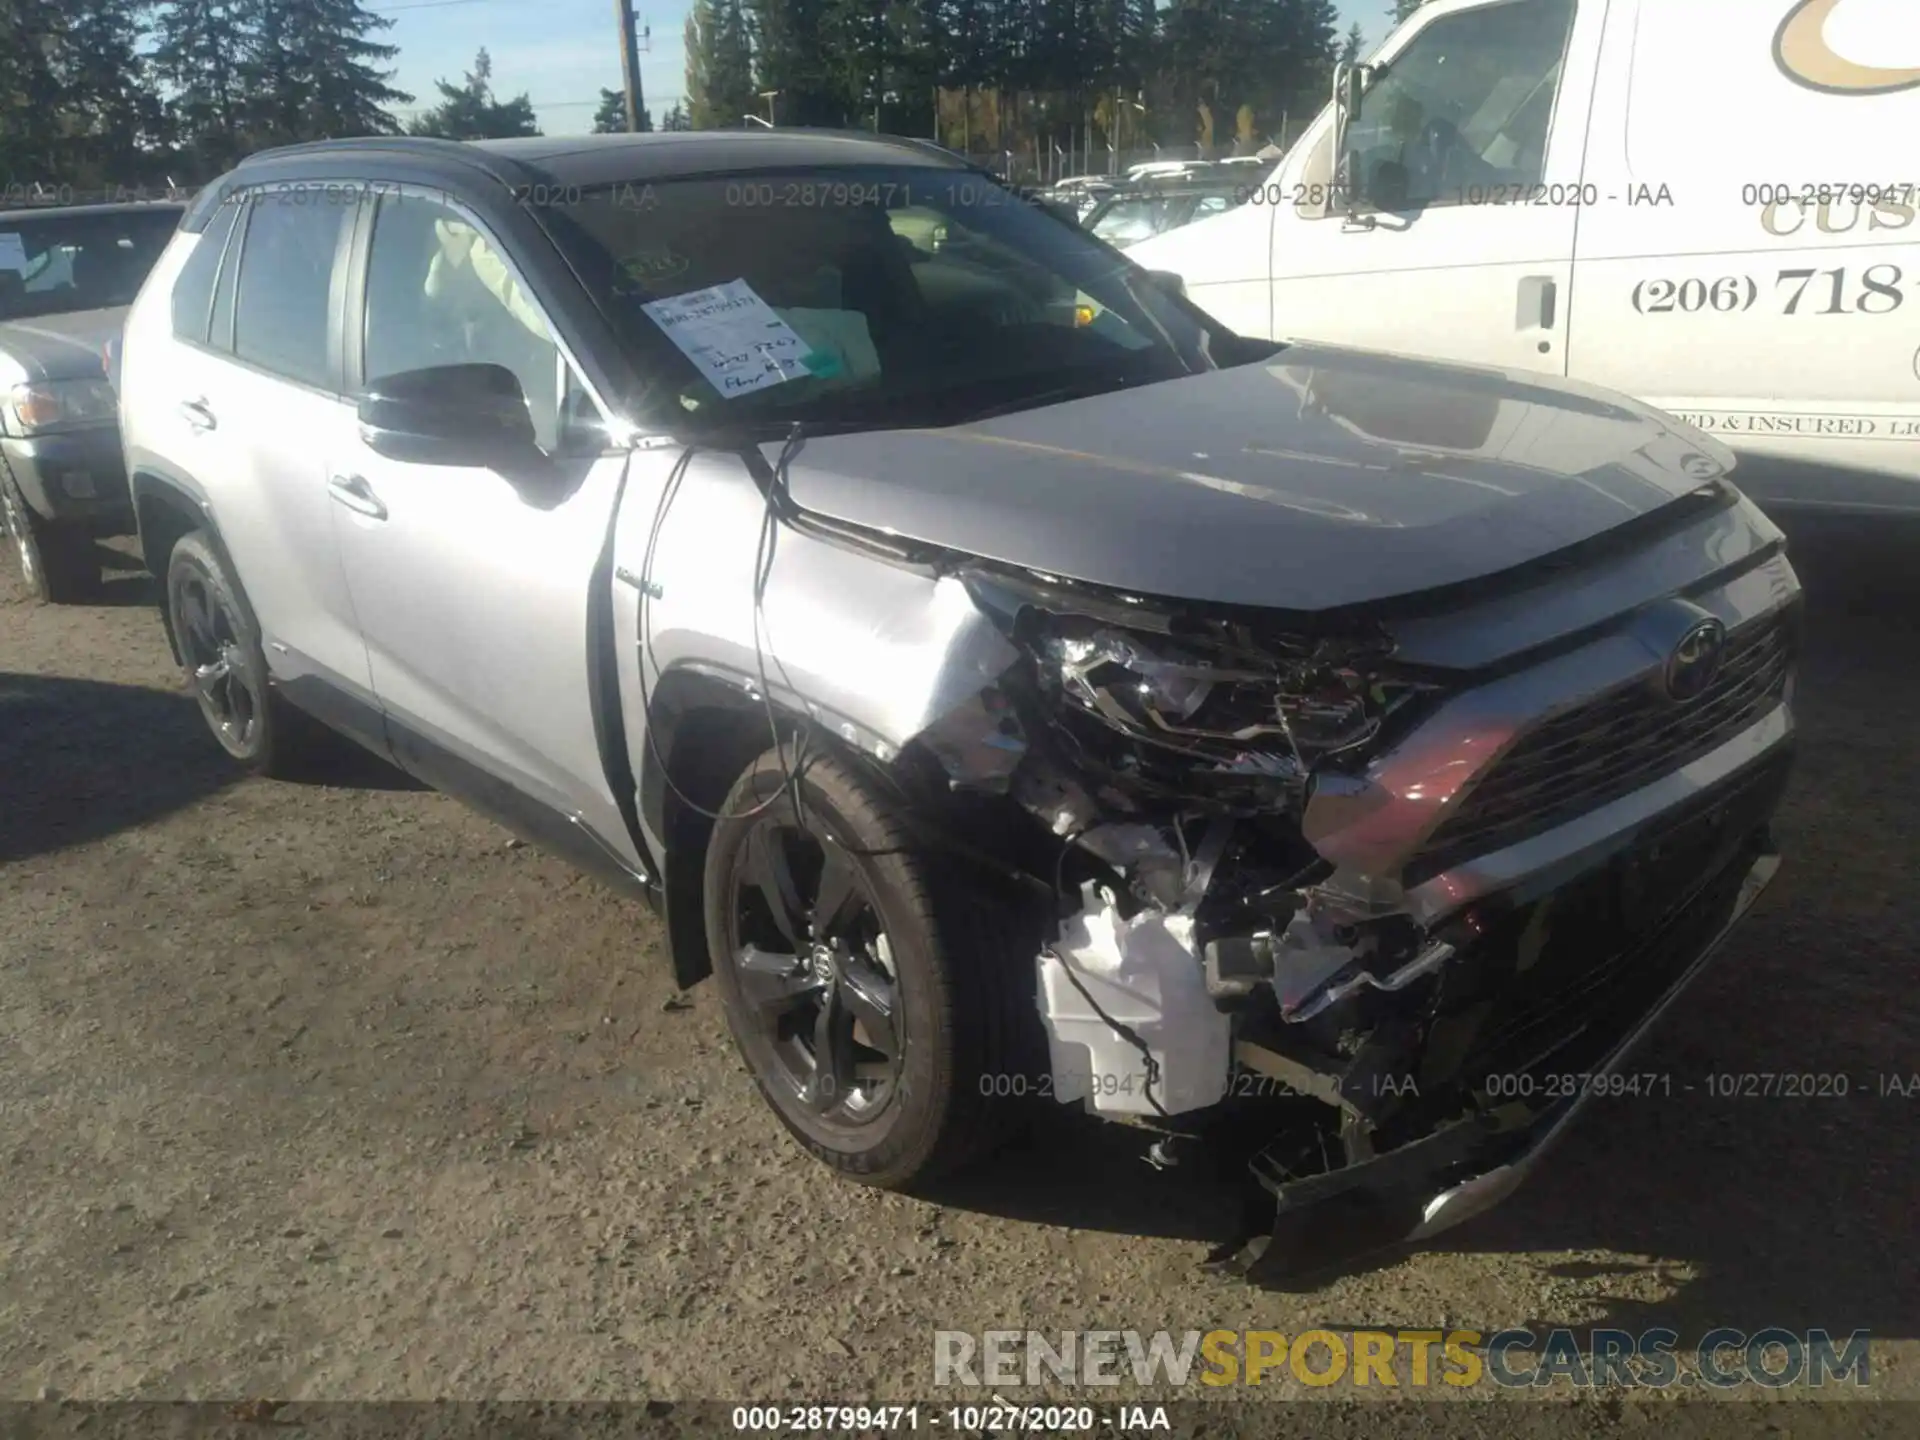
[1,469,96,604]
[703,743,1041,1189]
[165,529,321,777]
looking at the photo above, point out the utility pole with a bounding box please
[614,0,646,131]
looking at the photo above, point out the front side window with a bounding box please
[233,195,354,389]
[0,207,181,322]
[362,193,564,452]
[544,165,1236,432]
[1348,0,1576,209]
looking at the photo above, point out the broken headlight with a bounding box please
[1033,617,1419,808]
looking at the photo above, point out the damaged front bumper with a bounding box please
[1225,802,1783,1283]
[997,547,1799,1281]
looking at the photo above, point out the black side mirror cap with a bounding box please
[357,363,539,467]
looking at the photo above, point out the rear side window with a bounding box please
[171,199,241,343]
[233,195,354,389]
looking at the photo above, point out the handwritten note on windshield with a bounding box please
[641,279,814,398]
[0,232,28,272]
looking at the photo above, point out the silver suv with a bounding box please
[118,133,1800,1281]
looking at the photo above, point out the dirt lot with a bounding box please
[2,520,1917,1411]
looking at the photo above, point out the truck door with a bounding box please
[1569,0,1920,510]
[1263,0,1603,375]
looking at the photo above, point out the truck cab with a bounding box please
[1134,0,1920,514]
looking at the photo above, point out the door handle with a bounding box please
[178,398,217,432]
[1518,276,1559,331]
[327,473,388,521]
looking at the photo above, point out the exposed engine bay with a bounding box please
[900,560,1794,1280]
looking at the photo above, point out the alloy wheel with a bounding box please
[727,816,904,1128]
[1,482,38,591]
[176,570,262,754]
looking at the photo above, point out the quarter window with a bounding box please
[362,194,565,453]
[170,198,240,343]
[1347,0,1576,209]
[233,194,353,388]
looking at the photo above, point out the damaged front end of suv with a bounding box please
[891,500,1798,1281]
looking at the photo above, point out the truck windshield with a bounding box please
[545,166,1239,433]
[1347,0,1576,209]
[0,208,182,322]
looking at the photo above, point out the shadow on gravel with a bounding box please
[0,672,425,862]
[291,734,428,793]
[931,518,1920,1339]
[0,671,242,863]
[86,573,159,608]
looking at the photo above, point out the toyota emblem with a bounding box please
[1665,619,1728,703]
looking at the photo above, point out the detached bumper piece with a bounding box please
[1219,762,1785,1285]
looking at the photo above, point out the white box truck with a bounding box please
[1132,0,1920,514]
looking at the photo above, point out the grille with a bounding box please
[1408,607,1796,883]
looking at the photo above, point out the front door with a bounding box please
[1264,0,1602,375]
[328,187,643,874]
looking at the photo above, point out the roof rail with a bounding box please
[233,136,538,189]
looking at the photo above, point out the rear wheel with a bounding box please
[703,744,1040,1189]
[1,470,97,604]
[165,529,324,777]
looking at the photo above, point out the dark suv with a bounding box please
[0,199,184,600]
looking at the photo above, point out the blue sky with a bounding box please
[368,0,1400,134]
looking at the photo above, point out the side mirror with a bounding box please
[357,363,539,467]
[1143,270,1187,300]
[1331,62,1377,223]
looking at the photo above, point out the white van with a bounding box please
[1132,0,1920,514]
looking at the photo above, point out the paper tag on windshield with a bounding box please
[0,232,27,272]
[641,279,814,398]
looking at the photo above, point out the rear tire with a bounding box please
[165,529,326,778]
[1,469,97,604]
[703,742,1042,1190]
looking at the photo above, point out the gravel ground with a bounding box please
[1,520,1916,1413]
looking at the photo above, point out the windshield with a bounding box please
[0,208,181,322]
[545,165,1237,433]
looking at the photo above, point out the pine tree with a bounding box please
[51,0,163,186]
[660,100,692,131]
[594,87,648,132]
[683,4,710,126]
[747,0,837,125]
[1340,21,1364,64]
[0,0,65,187]
[286,0,411,138]
[406,48,539,139]
[688,0,755,129]
[150,0,255,174]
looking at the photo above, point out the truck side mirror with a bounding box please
[1331,62,1377,225]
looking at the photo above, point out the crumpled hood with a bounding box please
[0,305,125,385]
[778,344,1739,612]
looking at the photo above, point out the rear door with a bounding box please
[327,186,643,873]
[1260,0,1602,373]
[167,187,377,723]
[1569,0,1920,506]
